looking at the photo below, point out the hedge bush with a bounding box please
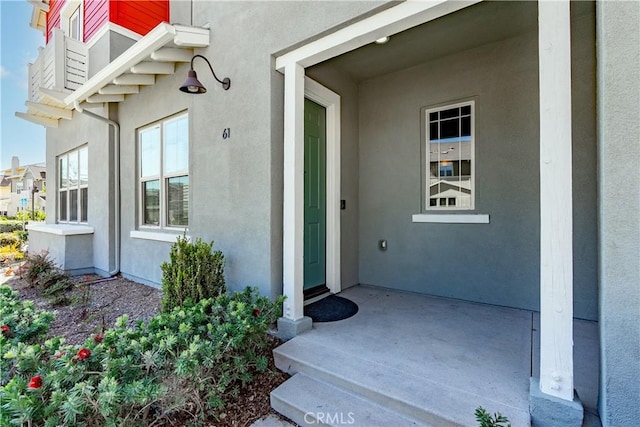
[161,235,226,311]
[0,221,23,233]
[21,251,73,305]
[15,210,45,222]
[0,233,20,247]
[0,286,284,426]
[0,286,55,350]
[0,243,24,263]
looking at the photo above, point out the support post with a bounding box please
[52,28,65,90]
[538,0,575,402]
[279,62,311,339]
[533,3,585,425]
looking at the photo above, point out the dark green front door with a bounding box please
[304,98,327,290]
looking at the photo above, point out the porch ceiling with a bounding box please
[310,1,535,82]
[310,1,588,82]
[16,23,208,128]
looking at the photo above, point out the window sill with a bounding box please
[412,213,490,224]
[27,223,95,235]
[130,230,190,243]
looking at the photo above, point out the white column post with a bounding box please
[282,62,305,321]
[538,0,574,401]
[52,28,66,90]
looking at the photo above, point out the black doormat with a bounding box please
[304,295,359,322]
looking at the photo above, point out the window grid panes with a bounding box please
[139,113,189,229]
[58,146,88,223]
[426,101,474,210]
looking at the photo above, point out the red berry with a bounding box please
[77,348,91,360]
[28,375,43,389]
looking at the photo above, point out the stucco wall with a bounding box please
[45,106,114,275]
[116,71,190,287]
[87,31,136,79]
[357,11,598,319]
[597,1,640,425]
[115,1,386,293]
[27,229,94,273]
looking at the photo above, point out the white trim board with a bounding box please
[305,77,341,295]
[282,63,306,321]
[130,230,190,243]
[275,0,480,72]
[412,214,489,224]
[85,22,143,50]
[28,224,94,235]
[537,0,574,401]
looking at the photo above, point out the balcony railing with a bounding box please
[28,28,88,103]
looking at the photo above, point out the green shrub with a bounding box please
[0,221,23,233]
[0,287,284,426]
[0,233,20,247]
[21,251,73,304]
[16,210,45,222]
[475,406,511,427]
[161,235,226,311]
[14,230,29,242]
[0,286,55,367]
[22,251,56,286]
[0,243,24,263]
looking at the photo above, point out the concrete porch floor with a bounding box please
[272,285,600,426]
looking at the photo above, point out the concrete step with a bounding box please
[274,338,530,427]
[271,372,432,427]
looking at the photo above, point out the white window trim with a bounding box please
[58,146,88,224]
[60,0,83,41]
[138,112,189,230]
[423,100,476,212]
[130,230,190,243]
[412,213,489,224]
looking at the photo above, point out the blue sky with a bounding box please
[1,0,46,170]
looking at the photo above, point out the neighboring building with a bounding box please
[15,1,639,426]
[0,176,11,216]
[0,156,46,217]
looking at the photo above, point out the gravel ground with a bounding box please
[7,271,162,345]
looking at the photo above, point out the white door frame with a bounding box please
[305,77,341,296]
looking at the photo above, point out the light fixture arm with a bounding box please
[191,54,231,90]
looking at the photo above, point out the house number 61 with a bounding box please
[222,128,231,139]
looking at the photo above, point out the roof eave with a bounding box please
[16,23,210,128]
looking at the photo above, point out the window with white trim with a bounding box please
[59,146,88,223]
[60,0,83,41]
[139,113,189,228]
[69,5,82,41]
[425,101,475,210]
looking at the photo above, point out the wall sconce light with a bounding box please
[179,54,231,94]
